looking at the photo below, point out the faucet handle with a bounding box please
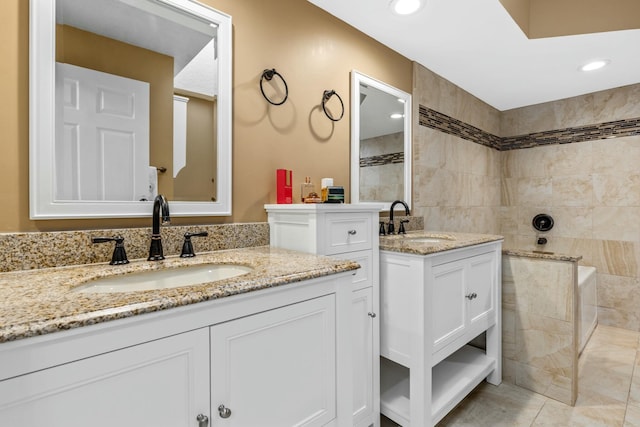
[387,221,395,235]
[180,231,209,258]
[399,219,409,235]
[379,222,386,236]
[92,236,129,265]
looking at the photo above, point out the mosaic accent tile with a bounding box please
[418,105,502,150]
[419,105,640,151]
[360,152,404,167]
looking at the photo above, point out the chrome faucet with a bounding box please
[148,194,170,261]
[388,200,410,234]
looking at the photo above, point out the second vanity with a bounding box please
[378,231,503,426]
[0,247,359,427]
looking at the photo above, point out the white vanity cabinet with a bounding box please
[380,241,502,426]
[0,274,353,427]
[265,204,382,427]
[0,329,210,427]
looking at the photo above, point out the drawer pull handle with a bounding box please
[368,312,376,318]
[465,292,478,300]
[348,229,357,235]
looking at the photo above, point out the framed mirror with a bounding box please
[29,0,232,219]
[350,71,411,210]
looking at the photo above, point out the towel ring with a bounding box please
[322,90,344,122]
[260,68,289,105]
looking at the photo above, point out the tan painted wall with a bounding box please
[0,0,412,232]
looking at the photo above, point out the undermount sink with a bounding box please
[74,263,253,294]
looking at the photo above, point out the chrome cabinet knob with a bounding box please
[348,229,357,235]
[196,414,209,426]
[218,404,232,419]
[465,292,478,300]
[368,312,376,318]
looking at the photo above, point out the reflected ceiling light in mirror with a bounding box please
[580,59,610,72]
[390,113,404,119]
[389,0,422,15]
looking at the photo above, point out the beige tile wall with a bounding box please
[412,64,502,234]
[502,255,578,405]
[413,65,640,332]
[500,83,640,331]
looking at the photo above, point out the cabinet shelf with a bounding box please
[381,345,496,426]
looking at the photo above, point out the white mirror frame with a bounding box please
[29,0,232,219]
[350,70,411,211]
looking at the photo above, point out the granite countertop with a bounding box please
[379,231,504,256]
[502,248,582,262]
[0,246,359,344]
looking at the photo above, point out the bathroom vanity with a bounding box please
[0,247,358,427]
[378,232,503,426]
[266,203,383,427]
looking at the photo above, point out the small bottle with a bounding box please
[300,177,315,203]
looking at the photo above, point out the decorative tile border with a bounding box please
[360,152,404,167]
[418,105,640,151]
[418,105,502,150]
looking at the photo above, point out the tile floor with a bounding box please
[381,324,640,426]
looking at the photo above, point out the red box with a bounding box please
[276,169,293,204]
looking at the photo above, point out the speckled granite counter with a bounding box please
[502,248,582,262]
[0,246,359,343]
[379,231,503,255]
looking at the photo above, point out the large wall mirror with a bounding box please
[350,71,411,210]
[30,0,232,219]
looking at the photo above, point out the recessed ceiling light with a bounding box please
[580,60,610,72]
[389,0,422,15]
[390,113,404,119]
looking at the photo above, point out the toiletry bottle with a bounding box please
[301,177,315,203]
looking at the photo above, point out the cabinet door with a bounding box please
[352,287,374,427]
[0,329,210,427]
[211,295,336,427]
[431,259,467,354]
[467,251,496,332]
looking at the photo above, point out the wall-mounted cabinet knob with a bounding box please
[196,413,209,427]
[218,404,232,419]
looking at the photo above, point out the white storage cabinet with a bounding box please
[266,204,382,427]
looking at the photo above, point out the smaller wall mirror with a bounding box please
[350,71,411,210]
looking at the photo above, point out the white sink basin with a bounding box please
[405,237,443,243]
[74,263,253,294]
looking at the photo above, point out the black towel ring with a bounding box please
[322,90,344,122]
[260,69,288,106]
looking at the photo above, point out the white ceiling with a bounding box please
[307,0,640,111]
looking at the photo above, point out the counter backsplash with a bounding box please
[0,223,269,272]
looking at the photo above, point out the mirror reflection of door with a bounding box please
[358,83,405,202]
[55,63,151,201]
[55,0,218,203]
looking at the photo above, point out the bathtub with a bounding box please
[578,266,598,354]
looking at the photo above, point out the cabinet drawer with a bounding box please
[324,213,373,255]
[332,250,373,291]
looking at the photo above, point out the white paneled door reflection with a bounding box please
[55,63,150,201]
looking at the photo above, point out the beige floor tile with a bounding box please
[577,349,636,405]
[628,352,640,406]
[532,398,626,427]
[587,325,640,351]
[437,382,546,427]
